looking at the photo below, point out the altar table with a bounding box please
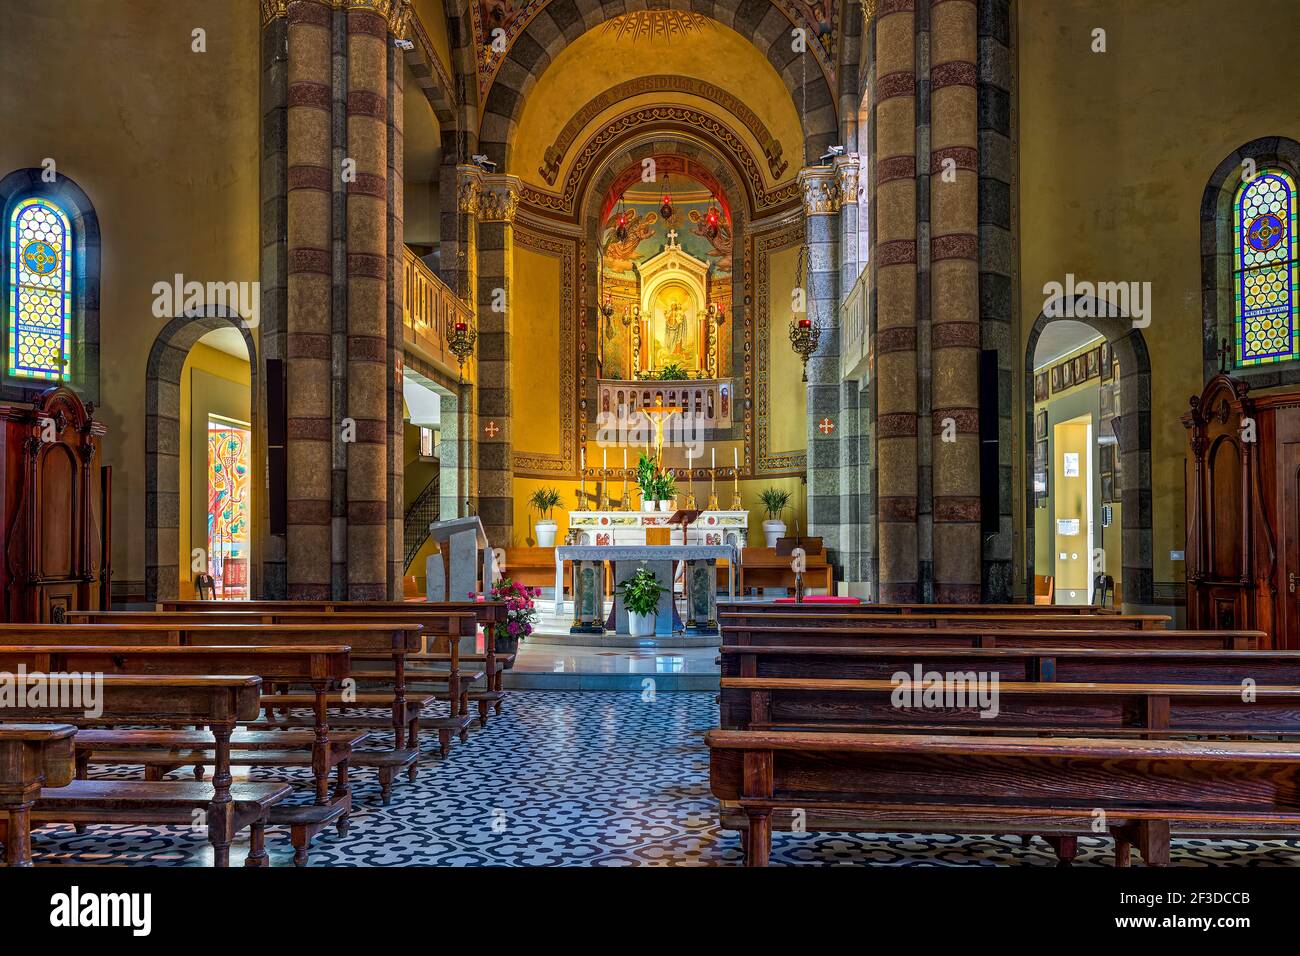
[554,544,739,636]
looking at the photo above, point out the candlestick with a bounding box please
[707,467,719,511]
[620,448,630,510]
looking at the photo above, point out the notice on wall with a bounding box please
[1057,518,1080,536]
[1062,452,1080,477]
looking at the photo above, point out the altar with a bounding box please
[555,544,738,636]
[567,510,748,548]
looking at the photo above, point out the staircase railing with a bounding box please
[403,473,441,571]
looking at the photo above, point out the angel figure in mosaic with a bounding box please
[602,209,659,272]
[687,208,733,272]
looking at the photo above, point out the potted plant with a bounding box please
[635,453,660,512]
[759,487,792,546]
[490,577,540,667]
[528,487,563,547]
[656,472,676,512]
[616,566,666,637]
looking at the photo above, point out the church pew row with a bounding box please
[0,623,432,780]
[720,611,1171,631]
[707,730,1300,866]
[0,674,289,867]
[153,599,512,720]
[0,644,360,860]
[67,609,487,734]
[0,724,77,866]
[719,643,1300,684]
[720,624,1258,650]
[716,600,1118,616]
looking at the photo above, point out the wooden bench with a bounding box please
[733,548,833,596]
[707,729,1300,866]
[717,600,1116,616]
[720,624,1258,650]
[719,610,1171,631]
[0,724,77,867]
[0,673,289,866]
[0,623,427,795]
[156,599,513,722]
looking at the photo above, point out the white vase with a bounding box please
[763,519,787,547]
[642,498,658,512]
[659,500,672,512]
[535,520,558,548]
[627,610,656,637]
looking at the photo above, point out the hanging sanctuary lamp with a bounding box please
[787,242,821,382]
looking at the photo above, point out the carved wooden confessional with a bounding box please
[0,386,110,621]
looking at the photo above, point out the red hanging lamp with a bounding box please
[659,173,674,221]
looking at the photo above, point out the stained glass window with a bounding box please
[7,197,72,381]
[207,417,251,599]
[1234,169,1299,366]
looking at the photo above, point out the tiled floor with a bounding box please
[24,691,1300,867]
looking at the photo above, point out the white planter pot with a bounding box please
[642,498,658,512]
[763,519,787,547]
[627,610,656,637]
[659,500,672,512]
[535,520,558,548]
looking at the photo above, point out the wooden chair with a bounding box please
[1033,574,1055,605]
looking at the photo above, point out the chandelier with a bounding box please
[447,316,477,384]
[703,194,721,240]
[614,193,630,241]
[787,243,821,382]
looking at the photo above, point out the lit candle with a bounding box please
[455,320,467,332]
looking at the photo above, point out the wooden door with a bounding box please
[1281,443,1300,649]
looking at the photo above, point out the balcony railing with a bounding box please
[402,246,475,382]
[839,265,870,383]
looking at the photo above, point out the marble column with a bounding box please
[385,21,406,597]
[343,5,390,600]
[799,165,844,573]
[873,0,920,601]
[284,0,334,600]
[474,174,520,548]
[929,0,982,601]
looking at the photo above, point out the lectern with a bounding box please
[425,516,498,601]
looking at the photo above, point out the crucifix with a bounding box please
[666,228,679,247]
[1217,337,1232,373]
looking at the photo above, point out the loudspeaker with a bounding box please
[979,349,1000,536]
[267,359,287,536]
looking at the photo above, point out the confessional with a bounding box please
[1183,371,1300,648]
[0,386,110,621]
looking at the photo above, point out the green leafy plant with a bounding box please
[655,363,690,381]
[635,452,660,500]
[616,567,667,616]
[759,487,791,520]
[654,471,676,503]
[528,487,563,521]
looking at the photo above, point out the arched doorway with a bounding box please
[1023,299,1153,609]
[145,309,257,601]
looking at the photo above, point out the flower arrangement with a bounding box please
[487,577,541,645]
[615,566,667,617]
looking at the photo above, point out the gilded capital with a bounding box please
[798,165,841,216]
[478,174,522,223]
[834,153,861,207]
[858,0,878,23]
[263,0,413,36]
[457,164,483,216]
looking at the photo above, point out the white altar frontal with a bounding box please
[567,510,748,548]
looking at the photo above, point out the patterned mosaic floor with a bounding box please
[25,691,1300,866]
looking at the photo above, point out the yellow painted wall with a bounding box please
[767,243,808,456]
[511,20,803,193]
[0,1,260,594]
[178,343,251,598]
[409,0,453,80]
[1016,0,1300,597]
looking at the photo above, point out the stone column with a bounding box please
[343,5,391,600]
[929,0,981,601]
[386,19,406,597]
[284,0,334,600]
[798,164,844,572]
[873,0,920,601]
[474,174,520,548]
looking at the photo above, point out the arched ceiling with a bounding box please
[460,0,843,168]
[511,14,805,197]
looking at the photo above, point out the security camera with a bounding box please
[472,154,498,172]
[819,145,846,163]
[393,38,414,51]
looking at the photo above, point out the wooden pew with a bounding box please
[720,610,1171,630]
[68,609,483,737]
[0,724,77,867]
[155,599,512,721]
[0,623,427,795]
[707,729,1300,866]
[0,673,289,866]
[734,548,833,595]
[720,624,1257,650]
[721,677,1300,737]
[717,600,1116,616]
[720,643,1300,684]
[0,644,358,863]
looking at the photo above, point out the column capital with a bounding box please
[457,164,483,216]
[263,0,413,37]
[798,165,842,216]
[834,153,861,208]
[857,0,878,23]
[477,174,522,224]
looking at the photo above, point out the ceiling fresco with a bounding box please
[470,1,840,114]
